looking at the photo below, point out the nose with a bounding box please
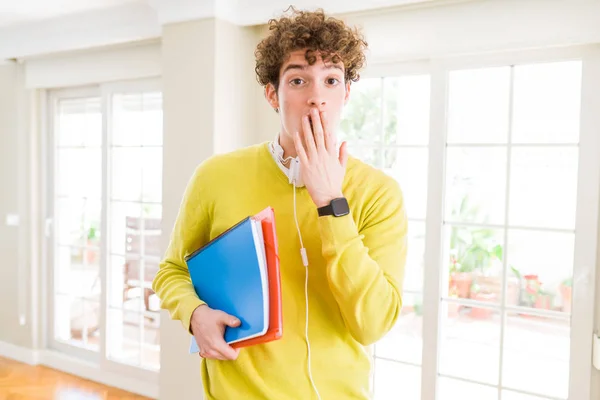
[307,85,326,109]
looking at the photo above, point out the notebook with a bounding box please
[186,214,270,349]
[231,206,283,349]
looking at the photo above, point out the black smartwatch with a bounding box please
[317,197,350,217]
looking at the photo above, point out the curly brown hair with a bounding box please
[254,7,368,92]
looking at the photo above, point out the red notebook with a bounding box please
[231,206,283,349]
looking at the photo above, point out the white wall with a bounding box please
[0,61,36,352]
[213,19,262,153]
[159,18,217,399]
[158,17,269,399]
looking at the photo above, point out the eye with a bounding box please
[290,78,305,86]
[326,77,341,85]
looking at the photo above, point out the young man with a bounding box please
[152,7,407,400]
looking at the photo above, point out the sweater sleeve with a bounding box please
[152,164,212,334]
[318,180,408,346]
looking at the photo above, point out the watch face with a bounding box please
[331,198,350,216]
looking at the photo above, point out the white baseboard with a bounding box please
[0,340,39,365]
[0,341,158,399]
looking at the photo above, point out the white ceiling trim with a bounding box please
[147,0,217,26]
[0,2,160,61]
[147,0,443,26]
[0,0,444,61]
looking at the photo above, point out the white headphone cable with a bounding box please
[292,180,322,400]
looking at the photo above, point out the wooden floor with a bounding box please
[0,357,152,400]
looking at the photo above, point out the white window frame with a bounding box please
[44,77,162,395]
[363,44,600,400]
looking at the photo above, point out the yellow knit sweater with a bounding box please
[152,141,408,399]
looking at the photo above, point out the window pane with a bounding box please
[339,78,382,144]
[57,97,101,147]
[143,203,162,220]
[376,292,422,365]
[83,300,100,351]
[445,147,507,225]
[374,359,420,400]
[508,147,578,230]
[502,390,557,400]
[55,245,100,298]
[447,67,511,144]
[125,214,161,295]
[502,313,570,399]
[141,92,163,146]
[142,147,163,203]
[56,198,101,248]
[110,202,141,255]
[107,309,141,367]
[384,148,428,220]
[111,148,143,201]
[56,148,102,199]
[384,75,430,145]
[349,146,382,168]
[506,230,574,314]
[142,312,160,370]
[444,226,504,301]
[109,255,126,309]
[112,93,143,147]
[438,377,498,400]
[512,61,582,144]
[439,305,501,385]
[403,221,425,293]
[54,295,100,351]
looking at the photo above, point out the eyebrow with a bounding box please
[281,63,344,74]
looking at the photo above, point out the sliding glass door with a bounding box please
[46,79,163,380]
[339,45,600,400]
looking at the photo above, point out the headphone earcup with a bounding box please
[273,142,284,159]
[268,138,304,187]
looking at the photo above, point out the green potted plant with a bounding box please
[559,277,572,313]
[84,223,100,264]
[447,194,504,299]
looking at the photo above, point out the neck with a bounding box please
[278,132,298,161]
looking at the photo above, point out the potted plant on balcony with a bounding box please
[559,277,572,313]
[84,223,99,264]
[447,193,506,300]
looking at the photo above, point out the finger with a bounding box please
[205,349,227,360]
[218,311,241,328]
[339,141,349,168]
[311,108,325,151]
[212,338,240,360]
[301,114,317,157]
[293,130,309,165]
[321,111,335,155]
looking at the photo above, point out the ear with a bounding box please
[344,81,351,105]
[265,83,279,111]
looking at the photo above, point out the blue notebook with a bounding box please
[185,216,269,353]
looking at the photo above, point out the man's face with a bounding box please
[266,49,351,147]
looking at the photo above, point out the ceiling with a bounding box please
[0,0,436,28]
[0,0,446,60]
[0,0,141,28]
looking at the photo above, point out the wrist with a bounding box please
[315,192,344,208]
[192,304,207,320]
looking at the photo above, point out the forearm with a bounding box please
[319,214,406,346]
[152,258,205,334]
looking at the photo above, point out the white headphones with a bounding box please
[268,137,304,187]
